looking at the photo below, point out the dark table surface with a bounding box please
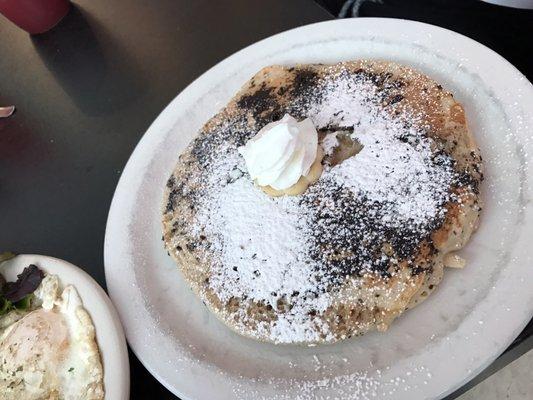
[0,0,531,399]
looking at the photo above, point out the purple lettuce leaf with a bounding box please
[3,264,45,302]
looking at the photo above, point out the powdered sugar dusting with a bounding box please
[196,164,333,343]
[166,62,480,344]
[331,125,453,228]
[307,67,454,229]
[321,132,339,156]
[205,178,307,306]
[200,177,328,303]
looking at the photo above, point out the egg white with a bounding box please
[0,275,104,400]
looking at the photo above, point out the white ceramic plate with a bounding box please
[480,0,533,9]
[1,254,130,400]
[104,18,533,399]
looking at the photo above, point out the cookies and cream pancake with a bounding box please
[162,60,483,344]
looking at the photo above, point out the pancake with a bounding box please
[162,60,483,345]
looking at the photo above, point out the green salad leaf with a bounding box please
[14,294,33,311]
[0,297,11,315]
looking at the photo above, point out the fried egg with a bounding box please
[0,275,104,400]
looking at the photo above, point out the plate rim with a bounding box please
[104,17,533,400]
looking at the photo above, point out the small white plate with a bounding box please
[1,254,130,400]
[105,18,533,400]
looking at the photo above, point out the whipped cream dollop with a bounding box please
[238,114,318,190]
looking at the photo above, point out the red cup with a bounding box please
[0,0,70,35]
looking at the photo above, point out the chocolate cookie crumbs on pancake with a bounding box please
[162,60,483,344]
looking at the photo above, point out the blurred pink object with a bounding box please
[0,0,70,34]
[0,106,15,118]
